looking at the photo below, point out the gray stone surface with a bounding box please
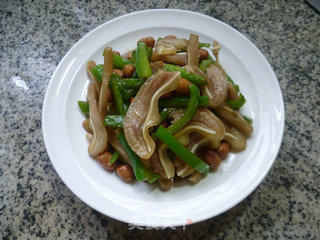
[0,0,319,239]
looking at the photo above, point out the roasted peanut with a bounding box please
[139,36,155,48]
[198,49,209,61]
[204,150,221,170]
[82,119,92,133]
[113,69,123,78]
[176,78,191,95]
[116,164,134,182]
[97,152,116,171]
[122,64,135,77]
[217,142,230,160]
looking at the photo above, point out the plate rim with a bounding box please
[42,9,285,227]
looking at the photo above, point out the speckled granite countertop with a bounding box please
[1,0,319,239]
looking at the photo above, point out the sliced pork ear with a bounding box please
[87,60,101,99]
[216,105,253,136]
[159,108,225,179]
[87,83,108,157]
[202,64,228,108]
[151,53,188,66]
[151,36,188,59]
[223,123,247,152]
[124,71,181,159]
[187,34,199,66]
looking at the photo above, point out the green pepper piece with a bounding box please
[160,108,171,122]
[120,87,137,101]
[163,64,207,85]
[198,42,211,48]
[166,84,200,135]
[159,96,209,108]
[91,64,104,83]
[109,151,119,165]
[199,58,214,73]
[242,115,253,124]
[155,126,210,174]
[118,133,161,183]
[226,93,246,109]
[118,78,145,89]
[136,41,152,78]
[103,115,124,128]
[112,53,132,69]
[109,74,127,115]
[146,47,153,59]
[78,101,90,115]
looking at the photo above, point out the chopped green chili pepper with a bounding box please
[226,93,246,109]
[159,96,209,108]
[112,53,132,69]
[227,75,240,92]
[199,58,214,73]
[103,115,124,128]
[160,108,171,122]
[118,78,144,89]
[198,42,211,48]
[120,87,137,101]
[163,64,207,85]
[242,115,253,124]
[136,41,152,78]
[155,126,210,174]
[78,101,89,115]
[118,133,161,183]
[166,84,200,135]
[109,74,127,115]
[91,64,104,83]
[109,151,119,165]
[146,47,153,59]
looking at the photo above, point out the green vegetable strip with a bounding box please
[109,75,127,115]
[155,126,210,174]
[103,115,124,128]
[136,41,152,78]
[198,42,211,48]
[163,64,207,85]
[199,58,214,73]
[120,87,137,101]
[112,53,131,69]
[118,78,144,89]
[78,101,89,115]
[242,115,253,124]
[146,47,153,59]
[159,96,209,108]
[160,108,171,122]
[166,84,200,135]
[109,151,119,165]
[226,93,246,109]
[118,133,161,183]
[227,75,240,92]
[91,64,104,83]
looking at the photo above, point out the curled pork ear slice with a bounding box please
[151,53,188,66]
[159,108,225,179]
[87,60,101,99]
[223,123,247,152]
[124,71,181,159]
[216,105,253,136]
[202,64,228,108]
[87,83,108,157]
[151,36,188,58]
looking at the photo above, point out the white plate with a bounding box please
[42,9,284,227]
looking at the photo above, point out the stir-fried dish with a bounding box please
[78,34,253,190]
